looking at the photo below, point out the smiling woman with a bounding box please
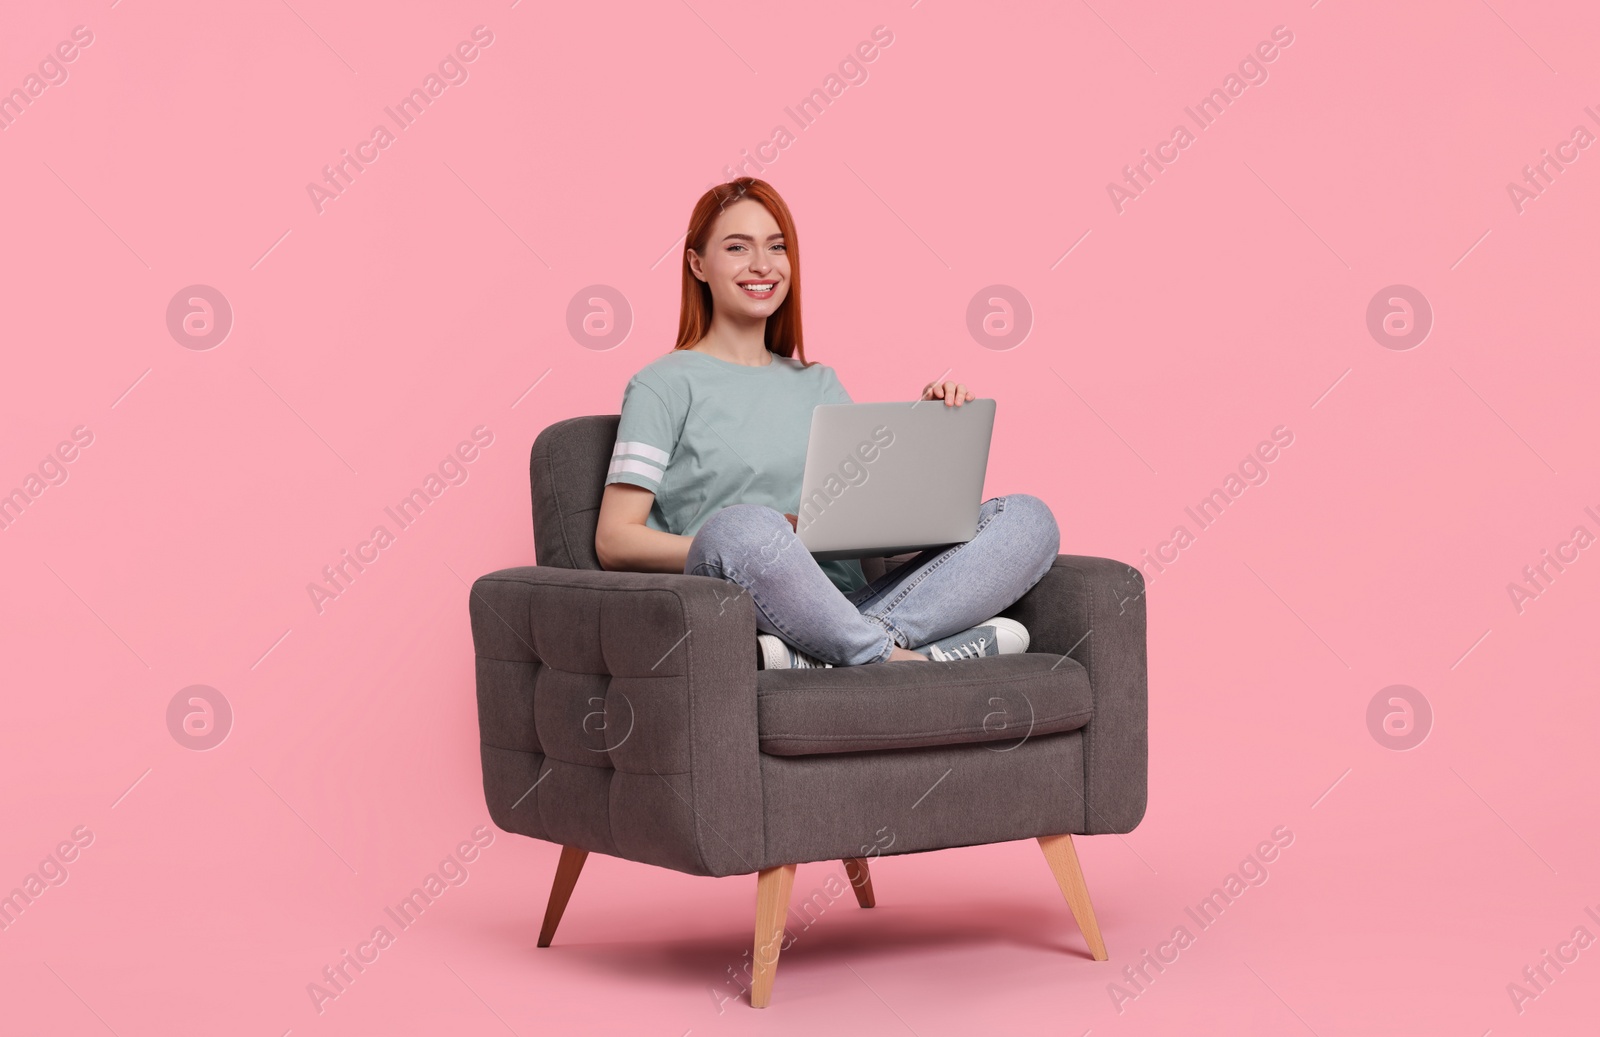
[591,176,1061,672]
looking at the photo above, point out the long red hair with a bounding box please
[673,177,811,366]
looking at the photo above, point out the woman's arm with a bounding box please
[595,483,694,573]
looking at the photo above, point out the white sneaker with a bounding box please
[757,633,833,670]
[918,617,1030,662]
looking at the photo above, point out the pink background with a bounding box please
[4,0,1598,1033]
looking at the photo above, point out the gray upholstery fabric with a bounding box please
[1001,556,1149,834]
[529,416,617,570]
[757,653,1092,756]
[757,732,1086,869]
[470,566,764,877]
[470,414,1149,878]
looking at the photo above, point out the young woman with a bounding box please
[594,178,1061,669]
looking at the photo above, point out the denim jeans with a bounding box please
[684,494,1061,666]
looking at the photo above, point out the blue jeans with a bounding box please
[684,494,1061,666]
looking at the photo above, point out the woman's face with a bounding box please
[690,198,790,321]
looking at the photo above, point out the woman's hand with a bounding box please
[920,379,973,406]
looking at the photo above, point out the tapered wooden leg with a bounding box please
[842,858,876,908]
[1037,834,1108,960]
[750,863,797,1008]
[537,846,588,948]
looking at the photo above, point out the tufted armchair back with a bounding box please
[528,415,887,580]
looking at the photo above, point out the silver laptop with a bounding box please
[796,399,996,561]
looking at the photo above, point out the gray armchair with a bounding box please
[468,415,1149,1007]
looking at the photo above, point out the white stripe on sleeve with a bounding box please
[607,457,664,485]
[612,440,670,466]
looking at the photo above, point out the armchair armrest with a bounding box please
[1001,555,1148,834]
[468,566,764,877]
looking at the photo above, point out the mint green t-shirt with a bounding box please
[604,348,868,595]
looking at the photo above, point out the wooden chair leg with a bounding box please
[1036,834,1108,960]
[750,863,797,1008]
[537,846,588,948]
[842,858,876,908]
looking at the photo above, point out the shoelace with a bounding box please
[933,635,990,661]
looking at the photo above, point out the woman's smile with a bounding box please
[737,280,778,299]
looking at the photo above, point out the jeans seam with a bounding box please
[863,613,903,656]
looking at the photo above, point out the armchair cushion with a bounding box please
[756,653,1092,756]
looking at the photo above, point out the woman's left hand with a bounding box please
[920,379,974,406]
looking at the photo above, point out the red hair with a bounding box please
[673,177,810,366]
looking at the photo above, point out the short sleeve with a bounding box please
[820,365,853,405]
[606,373,680,494]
